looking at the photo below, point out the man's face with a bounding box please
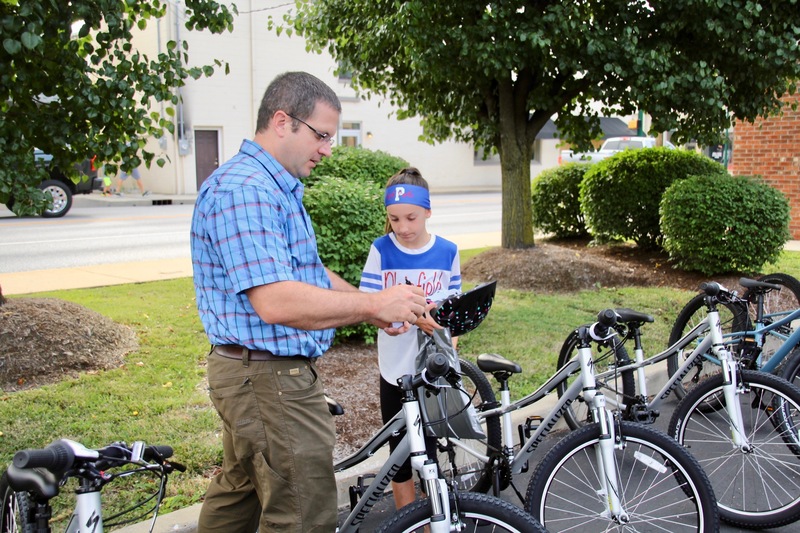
[281,103,339,179]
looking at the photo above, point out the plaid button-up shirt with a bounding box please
[190,140,333,357]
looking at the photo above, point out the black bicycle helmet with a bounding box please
[432,281,497,337]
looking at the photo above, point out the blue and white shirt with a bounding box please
[190,139,334,358]
[360,233,461,382]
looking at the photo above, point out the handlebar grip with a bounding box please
[13,441,74,471]
[700,281,722,297]
[144,445,174,461]
[425,353,450,380]
[597,309,617,327]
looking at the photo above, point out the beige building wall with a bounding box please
[133,1,564,194]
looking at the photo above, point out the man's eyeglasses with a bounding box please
[287,114,334,145]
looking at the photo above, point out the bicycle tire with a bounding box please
[0,471,36,533]
[375,491,546,533]
[780,345,800,389]
[435,358,501,493]
[667,369,800,528]
[743,272,800,373]
[555,327,635,430]
[667,292,748,399]
[525,420,719,532]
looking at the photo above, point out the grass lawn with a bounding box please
[1,248,798,525]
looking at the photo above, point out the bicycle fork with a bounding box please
[720,353,751,450]
[708,309,751,451]
[404,395,451,533]
[578,342,629,523]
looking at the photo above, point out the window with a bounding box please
[339,121,362,147]
[337,62,353,82]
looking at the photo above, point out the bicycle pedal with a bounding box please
[348,473,376,511]
[630,405,659,424]
[517,416,543,473]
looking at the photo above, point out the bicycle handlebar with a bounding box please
[588,309,618,341]
[402,353,453,391]
[699,281,725,297]
[13,439,179,473]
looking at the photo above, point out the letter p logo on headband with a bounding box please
[385,184,431,209]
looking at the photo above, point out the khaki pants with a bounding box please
[197,352,337,532]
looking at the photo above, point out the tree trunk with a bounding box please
[0,283,6,306]
[499,137,535,249]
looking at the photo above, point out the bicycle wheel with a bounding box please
[525,420,718,532]
[375,491,545,533]
[667,369,800,528]
[556,327,635,430]
[667,292,748,399]
[0,471,35,533]
[435,358,501,493]
[743,272,800,372]
[780,345,800,389]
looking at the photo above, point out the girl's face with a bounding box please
[386,203,431,248]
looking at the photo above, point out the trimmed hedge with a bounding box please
[580,148,728,248]
[660,174,790,275]
[306,145,408,188]
[531,163,590,238]
[304,175,385,341]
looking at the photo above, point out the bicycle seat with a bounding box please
[326,394,344,416]
[476,352,522,374]
[614,308,655,324]
[432,281,497,337]
[739,277,783,293]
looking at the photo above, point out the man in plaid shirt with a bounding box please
[191,72,429,532]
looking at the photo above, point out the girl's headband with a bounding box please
[384,184,431,209]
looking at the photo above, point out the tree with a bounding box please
[283,0,800,248]
[0,0,235,215]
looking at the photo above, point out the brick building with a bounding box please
[728,92,800,238]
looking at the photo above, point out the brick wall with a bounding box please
[728,92,800,238]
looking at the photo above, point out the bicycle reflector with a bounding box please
[432,281,497,337]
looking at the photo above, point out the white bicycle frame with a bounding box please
[599,309,751,449]
[448,325,634,521]
[65,492,104,533]
[335,375,453,533]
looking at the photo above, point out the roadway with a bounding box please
[0,191,502,294]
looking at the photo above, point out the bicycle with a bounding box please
[667,272,800,396]
[555,281,800,529]
[437,312,719,531]
[556,274,800,430]
[333,282,543,532]
[0,439,186,533]
[333,351,543,532]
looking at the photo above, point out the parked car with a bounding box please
[4,150,101,217]
[559,136,676,165]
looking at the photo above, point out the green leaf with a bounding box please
[3,38,21,55]
[20,32,41,50]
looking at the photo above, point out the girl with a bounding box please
[359,167,461,510]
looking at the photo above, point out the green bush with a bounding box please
[304,175,386,341]
[306,145,408,188]
[531,163,591,238]
[660,174,790,275]
[580,148,728,248]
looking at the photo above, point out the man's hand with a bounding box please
[370,284,430,327]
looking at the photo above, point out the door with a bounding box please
[195,130,220,189]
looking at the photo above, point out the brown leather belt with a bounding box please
[213,345,310,362]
